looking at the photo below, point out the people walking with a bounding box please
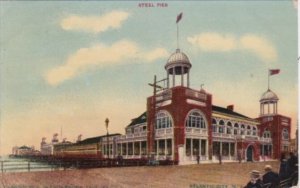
[196,155,200,164]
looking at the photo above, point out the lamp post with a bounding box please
[105,118,109,159]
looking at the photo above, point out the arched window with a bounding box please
[219,120,225,133]
[282,129,289,140]
[263,129,271,138]
[247,126,251,135]
[212,119,217,133]
[227,122,232,134]
[156,111,172,129]
[240,124,245,135]
[252,127,257,136]
[234,123,239,135]
[186,110,206,129]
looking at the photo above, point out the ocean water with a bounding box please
[0,155,59,173]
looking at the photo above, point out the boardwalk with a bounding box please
[0,161,280,188]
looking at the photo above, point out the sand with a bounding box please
[0,161,280,188]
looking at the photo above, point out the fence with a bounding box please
[1,156,177,173]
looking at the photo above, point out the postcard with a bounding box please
[0,1,298,188]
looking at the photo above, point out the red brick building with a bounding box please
[114,48,291,164]
[50,48,292,164]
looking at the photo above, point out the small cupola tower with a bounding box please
[165,49,192,88]
[260,89,279,116]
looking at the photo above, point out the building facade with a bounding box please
[43,47,291,165]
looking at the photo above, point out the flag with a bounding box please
[176,12,183,23]
[269,69,280,76]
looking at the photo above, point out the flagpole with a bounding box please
[268,69,270,90]
[177,23,179,49]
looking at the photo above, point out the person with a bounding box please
[244,170,263,188]
[279,152,290,180]
[262,165,279,188]
[288,152,298,175]
[196,155,200,164]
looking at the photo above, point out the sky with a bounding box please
[0,1,298,155]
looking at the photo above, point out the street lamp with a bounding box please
[105,118,109,159]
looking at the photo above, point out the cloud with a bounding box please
[187,32,277,62]
[187,33,237,52]
[45,40,168,86]
[61,11,129,33]
[240,34,277,62]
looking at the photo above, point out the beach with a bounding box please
[0,161,279,188]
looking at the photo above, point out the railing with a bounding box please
[259,137,272,143]
[0,160,57,173]
[155,128,173,137]
[186,128,208,136]
[119,131,147,140]
[185,88,207,101]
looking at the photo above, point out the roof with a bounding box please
[212,105,249,119]
[127,112,147,128]
[260,89,279,102]
[18,145,32,150]
[165,49,191,73]
[75,133,121,145]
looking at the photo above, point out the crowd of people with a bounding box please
[244,152,298,188]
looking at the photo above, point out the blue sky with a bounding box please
[0,1,297,155]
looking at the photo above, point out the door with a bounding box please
[246,145,254,161]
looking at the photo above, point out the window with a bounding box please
[282,129,289,140]
[240,124,245,135]
[253,127,257,136]
[263,129,271,138]
[156,111,172,129]
[234,123,239,135]
[247,126,251,135]
[219,120,225,133]
[186,110,206,129]
[227,122,232,134]
[212,119,217,133]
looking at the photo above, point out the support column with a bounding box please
[268,103,270,114]
[191,138,193,160]
[121,142,123,156]
[262,144,264,160]
[156,140,159,158]
[165,139,167,158]
[220,141,222,157]
[167,72,170,88]
[187,70,190,87]
[172,68,175,87]
[126,142,128,157]
[139,141,142,157]
[199,139,201,159]
[206,139,209,160]
[133,142,135,157]
[181,67,184,86]
[229,143,231,160]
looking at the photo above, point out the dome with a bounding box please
[260,89,279,102]
[165,49,191,75]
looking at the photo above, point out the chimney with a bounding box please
[227,105,234,111]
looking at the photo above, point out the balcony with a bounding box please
[186,128,208,137]
[259,137,272,143]
[155,128,173,138]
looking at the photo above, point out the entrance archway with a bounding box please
[246,145,254,162]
